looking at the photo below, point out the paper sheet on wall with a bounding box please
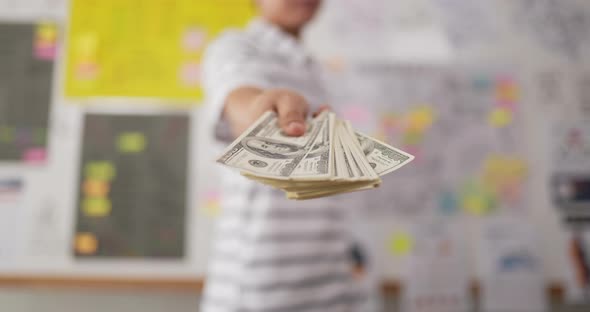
[402,220,471,312]
[502,0,590,61]
[0,22,56,164]
[0,177,25,265]
[64,0,254,101]
[576,71,590,118]
[306,0,451,63]
[327,66,528,218]
[430,0,502,49]
[552,121,590,173]
[0,0,67,19]
[478,217,547,312]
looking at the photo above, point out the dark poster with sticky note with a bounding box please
[0,23,56,164]
[74,114,189,259]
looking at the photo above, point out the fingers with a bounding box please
[312,104,332,117]
[275,93,309,137]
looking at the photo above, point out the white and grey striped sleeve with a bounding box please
[201,31,273,142]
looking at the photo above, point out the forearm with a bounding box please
[222,87,312,138]
[223,87,266,138]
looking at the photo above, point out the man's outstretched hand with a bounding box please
[224,87,329,138]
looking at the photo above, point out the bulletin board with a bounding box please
[73,113,190,259]
[0,22,56,164]
[64,0,254,101]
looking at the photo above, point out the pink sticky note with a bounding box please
[497,100,517,112]
[183,28,206,52]
[23,148,47,164]
[75,62,99,80]
[180,63,201,87]
[341,105,372,125]
[496,75,516,86]
[35,44,57,60]
[403,145,421,163]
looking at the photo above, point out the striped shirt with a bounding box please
[199,19,365,312]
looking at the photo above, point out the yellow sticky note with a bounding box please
[388,232,413,256]
[74,34,99,60]
[489,108,513,128]
[407,106,435,132]
[462,194,489,216]
[75,233,98,255]
[83,179,110,197]
[83,198,112,217]
[85,162,116,181]
[202,191,222,217]
[460,182,496,216]
[37,23,58,42]
[204,199,221,217]
[403,130,424,146]
[117,132,147,153]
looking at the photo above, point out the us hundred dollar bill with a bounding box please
[217,111,326,179]
[290,113,335,180]
[355,132,415,176]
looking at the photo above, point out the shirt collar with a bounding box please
[248,18,310,65]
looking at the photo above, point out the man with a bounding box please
[200,1,366,311]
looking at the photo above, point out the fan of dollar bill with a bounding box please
[217,111,415,200]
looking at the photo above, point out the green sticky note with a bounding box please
[117,132,147,153]
[0,125,15,143]
[34,128,47,145]
[83,197,112,217]
[85,161,116,181]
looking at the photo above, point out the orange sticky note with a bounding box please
[483,155,528,187]
[324,56,346,72]
[75,233,98,255]
[496,84,520,102]
[407,106,435,132]
[83,180,110,197]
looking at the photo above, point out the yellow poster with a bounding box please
[65,0,255,101]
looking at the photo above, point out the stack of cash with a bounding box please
[217,111,414,200]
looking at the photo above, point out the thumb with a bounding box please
[276,96,309,137]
